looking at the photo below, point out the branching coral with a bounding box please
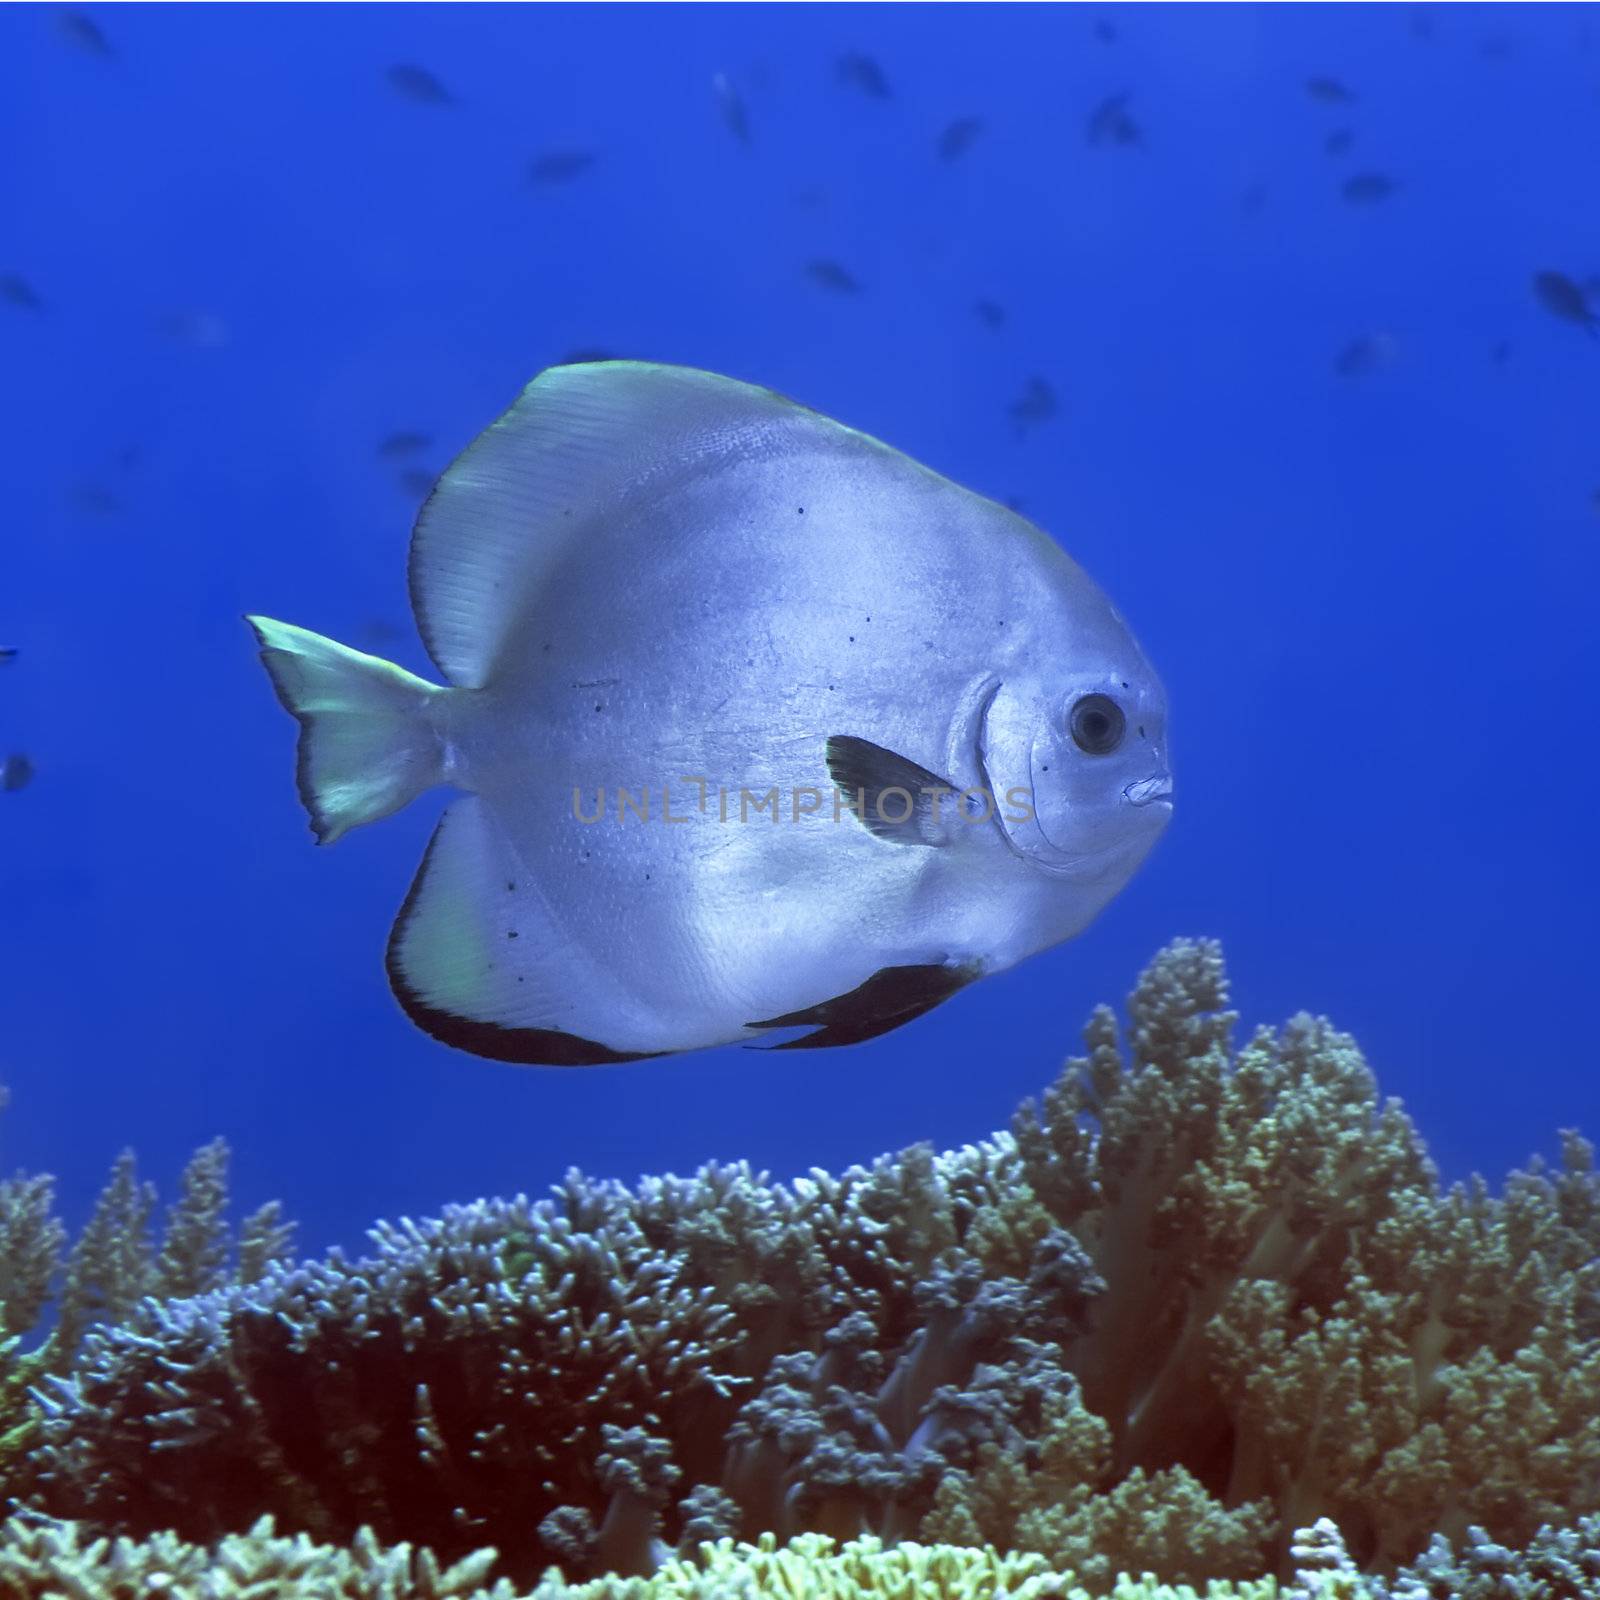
[543,1531,1283,1600]
[18,942,1600,1591]
[0,1091,295,1509]
[0,1512,509,1600]
[0,1515,1292,1600]
[26,1133,295,1372]
[33,1192,755,1575]
[1010,946,1433,1490]
[13,1512,1600,1600]
[951,941,1600,1577]
[0,1169,64,1340]
[922,1383,1273,1590]
[1387,1512,1600,1599]
[31,1148,1100,1581]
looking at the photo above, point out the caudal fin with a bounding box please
[246,616,445,845]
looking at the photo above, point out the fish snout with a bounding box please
[1123,774,1174,809]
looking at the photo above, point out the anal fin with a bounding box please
[386,798,661,1067]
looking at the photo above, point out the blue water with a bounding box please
[3,2,1596,1258]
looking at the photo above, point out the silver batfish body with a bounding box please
[249,363,1172,1063]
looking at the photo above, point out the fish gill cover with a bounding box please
[3,943,1599,1595]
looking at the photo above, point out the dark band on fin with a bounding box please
[748,961,978,1050]
[825,734,958,846]
[390,994,662,1066]
[386,819,664,1068]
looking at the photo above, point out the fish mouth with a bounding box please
[1123,775,1174,808]
[1021,749,1176,873]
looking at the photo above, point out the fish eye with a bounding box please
[1068,693,1125,755]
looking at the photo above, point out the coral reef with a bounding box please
[8,942,1600,1595]
[9,1514,1600,1600]
[928,943,1600,1576]
[0,1513,506,1600]
[1386,1512,1600,1600]
[0,1095,296,1505]
[0,1516,1288,1599]
[28,1121,1091,1577]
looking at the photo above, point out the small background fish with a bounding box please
[805,258,861,294]
[712,71,751,147]
[1305,75,1356,104]
[387,63,453,105]
[1087,91,1143,147]
[1342,170,1396,203]
[377,430,431,460]
[528,149,596,185]
[1335,331,1398,376]
[1,274,43,310]
[57,8,111,56]
[937,117,984,162]
[1008,374,1059,433]
[1532,270,1597,335]
[836,52,891,99]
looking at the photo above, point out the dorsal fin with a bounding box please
[409,362,860,687]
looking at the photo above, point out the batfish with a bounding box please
[248,362,1172,1064]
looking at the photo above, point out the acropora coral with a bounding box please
[4,1517,1599,1599]
[0,1516,1297,1599]
[0,1097,295,1498]
[4,942,1598,1596]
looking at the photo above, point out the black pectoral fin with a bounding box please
[825,734,958,846]
[748,961,979,1050]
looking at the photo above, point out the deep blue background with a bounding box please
[3,3,1597,1258]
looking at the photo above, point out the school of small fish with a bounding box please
[9,7,1599,1057]
[11,6,1595,513]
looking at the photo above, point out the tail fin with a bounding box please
[246,616,445,845]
